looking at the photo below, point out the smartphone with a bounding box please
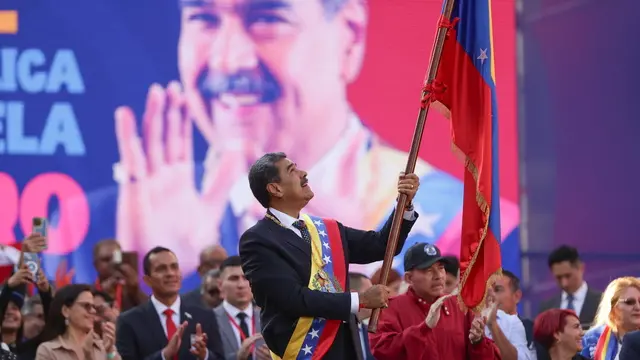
[22,252,39,281]
[32,217,48,250]
[93,320,104,337]
[121,251,138,270]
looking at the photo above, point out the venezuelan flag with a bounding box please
[430,0,501,312]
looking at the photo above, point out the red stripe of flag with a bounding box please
[432,0,502,312]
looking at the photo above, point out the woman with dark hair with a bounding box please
[534,308,587,360]
[36,284,121,360]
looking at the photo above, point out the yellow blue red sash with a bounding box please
[594,325,618,360]
[271,214,346,360]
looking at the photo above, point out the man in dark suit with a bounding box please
[240,152,419,359]
[538,246,602,328]
[213,256,268,360]
[116,247,224,360]
[619,330,640,360]
[349,272,375,360]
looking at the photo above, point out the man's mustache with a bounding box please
[197,63,282,104]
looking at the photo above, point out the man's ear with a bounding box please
[514,289,523,303]
[338,0,368,83]
[266,183,282,199]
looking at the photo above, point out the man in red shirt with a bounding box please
[370,242,501,360]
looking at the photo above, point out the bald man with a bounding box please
[183,245,228,308]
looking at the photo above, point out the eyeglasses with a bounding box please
[75,301,96,312]
[618,298,640,307]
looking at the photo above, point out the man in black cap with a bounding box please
[369,242,500,360]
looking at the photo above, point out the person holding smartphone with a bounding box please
[0,233,53,358]
[92,239,147,312]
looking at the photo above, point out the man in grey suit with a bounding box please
[214,256,269,360]
[538,246,602,328]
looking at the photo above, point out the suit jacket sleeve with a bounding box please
[239,231,352,321]
[344,210,418,264]
[116,314,163,360]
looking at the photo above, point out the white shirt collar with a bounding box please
[227,113,365,217]
[268,207,299,229]
[562,281,588,301]
[150,295,181,317]
[222,300,253,321]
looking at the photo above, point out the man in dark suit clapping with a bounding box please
[239,152,420,359]
[116,247,224,360]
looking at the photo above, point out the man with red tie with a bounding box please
[115,247,224,360]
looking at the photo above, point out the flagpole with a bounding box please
[368,0,458,334]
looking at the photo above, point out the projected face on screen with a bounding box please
[177,0,366,154]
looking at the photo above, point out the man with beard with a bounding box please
[60,0,519,289]
[239,153,419,359]
[369,242,501,360]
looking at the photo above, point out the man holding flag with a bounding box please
[371,0,504,356]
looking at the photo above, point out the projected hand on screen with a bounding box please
[113,81,239,266]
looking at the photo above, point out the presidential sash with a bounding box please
[594,325,618,360]
[271,214,347,360]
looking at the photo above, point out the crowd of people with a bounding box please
[1,231,640,360]
[0,154,639,360]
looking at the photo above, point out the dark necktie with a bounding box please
[292,220,311,244]
[237,312,250,339]
[236,313,252,360]
[566,294,575,311]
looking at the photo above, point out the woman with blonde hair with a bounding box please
[580,276,640,359]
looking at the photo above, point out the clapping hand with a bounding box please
[162,322,188,359]
[101,322,117,353]
[469,315,486,344]
[189,323,208,360]
[237,334,263,360]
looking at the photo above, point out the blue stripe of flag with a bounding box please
[442,0,502,241]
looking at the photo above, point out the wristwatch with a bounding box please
[405,202,414,211]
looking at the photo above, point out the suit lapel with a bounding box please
[179,303,193,357]
[145,301,168,350]
[215,306,240,352]
[263,218,311,258]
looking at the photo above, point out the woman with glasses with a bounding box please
[580,277,640,359]
[534,308,586,360]
[35,284,121,360]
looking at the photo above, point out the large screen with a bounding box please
[0,0,519,291]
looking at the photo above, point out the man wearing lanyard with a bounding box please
[214,256,269,360]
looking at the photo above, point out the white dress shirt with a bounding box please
[269,207,417,314]
[221,300,254,346]
[485,309,537,360]
[561,281,588,316]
